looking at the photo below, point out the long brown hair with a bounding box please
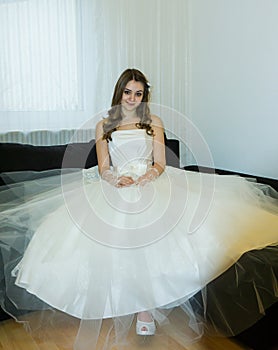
[103,68,154,141]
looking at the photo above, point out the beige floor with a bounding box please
[0,310,250,350]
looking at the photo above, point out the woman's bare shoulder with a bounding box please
[96,117,107,126]
[151,114,164,128]
[96,118,108,131]
[95,119,106,140]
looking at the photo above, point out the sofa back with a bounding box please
[0,135,180,173]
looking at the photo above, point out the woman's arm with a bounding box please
[151,115,166,175]
[95,120,110,175]
[136,115,166,185]
[95,120,134,187]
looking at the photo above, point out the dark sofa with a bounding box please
[0,137,277,350]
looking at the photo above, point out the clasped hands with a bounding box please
[101,168,160,187]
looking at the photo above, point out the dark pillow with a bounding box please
[0,143,66,172]
[62,140,97,169]
[164,137,180,168]
[0,141,98,173]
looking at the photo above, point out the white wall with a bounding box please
[188,0,278,179]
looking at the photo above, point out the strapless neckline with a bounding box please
[112,128,146,133]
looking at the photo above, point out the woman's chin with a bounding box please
[122,103,139,111]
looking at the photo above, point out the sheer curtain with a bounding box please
[91,0,190,143]
[0,0,190,162]
[0,0,82,111]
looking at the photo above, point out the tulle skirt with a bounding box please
[0,166,277,349]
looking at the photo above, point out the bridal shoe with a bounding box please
[136,318,156,336]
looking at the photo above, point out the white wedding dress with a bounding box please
[0,129,278,348]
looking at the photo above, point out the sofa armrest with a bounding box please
[184,165,278,191]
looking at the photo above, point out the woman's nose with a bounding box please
[129,93,135,101]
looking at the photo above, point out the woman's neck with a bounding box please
[121,109,137,120]
[117,111,140,130]
[121,110,140,124]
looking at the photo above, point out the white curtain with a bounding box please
[0,0,83,111]
[0,0,190,163]
[90,0,190,142]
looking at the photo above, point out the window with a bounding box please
[0,0,83,111]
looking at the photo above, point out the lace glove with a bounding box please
[101,169,118,186]
[82,167,100,182]
[136,167,160,186]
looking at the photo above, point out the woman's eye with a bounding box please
[123,90,143,97]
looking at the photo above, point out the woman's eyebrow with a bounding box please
[124,88,143,92]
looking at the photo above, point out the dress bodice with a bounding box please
[108,129,153,178]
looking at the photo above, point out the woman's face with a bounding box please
[121,80,144,113]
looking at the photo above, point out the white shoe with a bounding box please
[136,318,156,336]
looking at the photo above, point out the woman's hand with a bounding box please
[116,176,135,187]
[101,170,135,187]
[136,168,160,186]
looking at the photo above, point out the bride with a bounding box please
[0,68,277,349]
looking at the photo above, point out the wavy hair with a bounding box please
[103,68,154,141]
